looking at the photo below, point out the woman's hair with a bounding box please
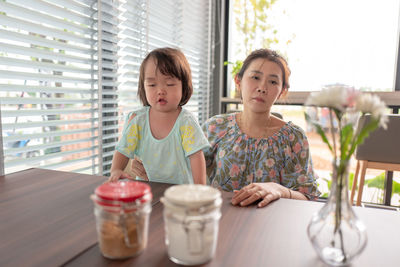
[237,48,291,93]
[138,47,193,106]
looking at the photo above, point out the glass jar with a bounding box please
[161,184,222,265]
[92,181,152,259]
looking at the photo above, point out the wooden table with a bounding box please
[0,168,170,267]
[1,168,400,267]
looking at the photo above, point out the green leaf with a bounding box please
[305,113,333,153]
[347,117,379,160]
[340,124,353,160]
[348,172,354,189]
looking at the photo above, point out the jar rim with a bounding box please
[163,184,221,208]
[95,181,152,203]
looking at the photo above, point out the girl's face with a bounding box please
[236,58,283,114]
[144,57,183,113]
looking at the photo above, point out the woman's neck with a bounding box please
[238,109,276,138]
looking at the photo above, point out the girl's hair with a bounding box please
[138,47,193,106]
[237,48,291,93]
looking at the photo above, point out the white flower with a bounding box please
[306,86,349,111]
[355,93,388,129]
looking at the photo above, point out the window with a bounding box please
[0,0,216,175]
[227,0,400,205]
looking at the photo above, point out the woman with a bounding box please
[202,48,320,208]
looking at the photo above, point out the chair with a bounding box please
[350,114,400,206]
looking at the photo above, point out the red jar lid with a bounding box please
[95,181,152,204]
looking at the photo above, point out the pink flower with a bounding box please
[273,146,279,154]
[232,180,239,189]
[235,136,242,143]
[217,130,227,138]
[241,164,246,171]
[269,169,276,178]
[295,164,302,172]
[218,161,222,168]
[218,150,226,158]
[262,144,268,151]
[209,124,216,133]
[255,169,263,178]
[229,164,240,177]
[284,146,292,157]
[246,173,253,182]
[345,87,359,108]
[216,118,223,124]
[297,175,307,183]
[300,151,307,159]
[233,145,240,153]
[266,158,275,168]
[289,133,295,141]
[293,142,301,154]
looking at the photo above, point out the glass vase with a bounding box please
[307,160,367,266]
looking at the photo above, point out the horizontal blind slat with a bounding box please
[1,96,96,105]
[3,127,98,142]
[0,43,95,65]
[5,146,97,168]
[6,0,95,28]
[0,70,95,84]
[0,84,96,95]
[0,29,93,54]
[2,108,97,117]
[4,136,97,156]
[0,14,94,45]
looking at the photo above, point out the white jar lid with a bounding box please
[163,184,221,208]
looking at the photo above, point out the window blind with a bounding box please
[0,0,215,176]
[0,0,100,175]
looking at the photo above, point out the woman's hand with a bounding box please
[108,169,133,182]
[231,182,290,208]
[130,157,149,181]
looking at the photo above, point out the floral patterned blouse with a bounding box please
[202,113,320,199]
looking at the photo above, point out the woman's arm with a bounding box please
[189,150,207,184]
[129,157,149,181]
[231,182,307,208]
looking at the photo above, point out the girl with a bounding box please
[109,48,209,184]
[202,48,320,207]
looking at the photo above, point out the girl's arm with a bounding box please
[189,150,206,184]
[109,151,132,182]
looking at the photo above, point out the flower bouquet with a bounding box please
[304,86,387,266]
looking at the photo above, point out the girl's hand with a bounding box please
[231,182,290,208]
[108,169,133,182]
[131,157,149,181]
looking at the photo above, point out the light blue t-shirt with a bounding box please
[116,106,210,184]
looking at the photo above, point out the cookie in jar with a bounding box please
[92,181,152,259]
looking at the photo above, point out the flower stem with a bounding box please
[329,110,337,161]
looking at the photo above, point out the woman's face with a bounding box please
[143,57,182,113]
[236,58,283,114]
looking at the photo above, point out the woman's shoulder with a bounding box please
[204,113,236,126]
[277,121,309,145]
[285,121,307,136]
